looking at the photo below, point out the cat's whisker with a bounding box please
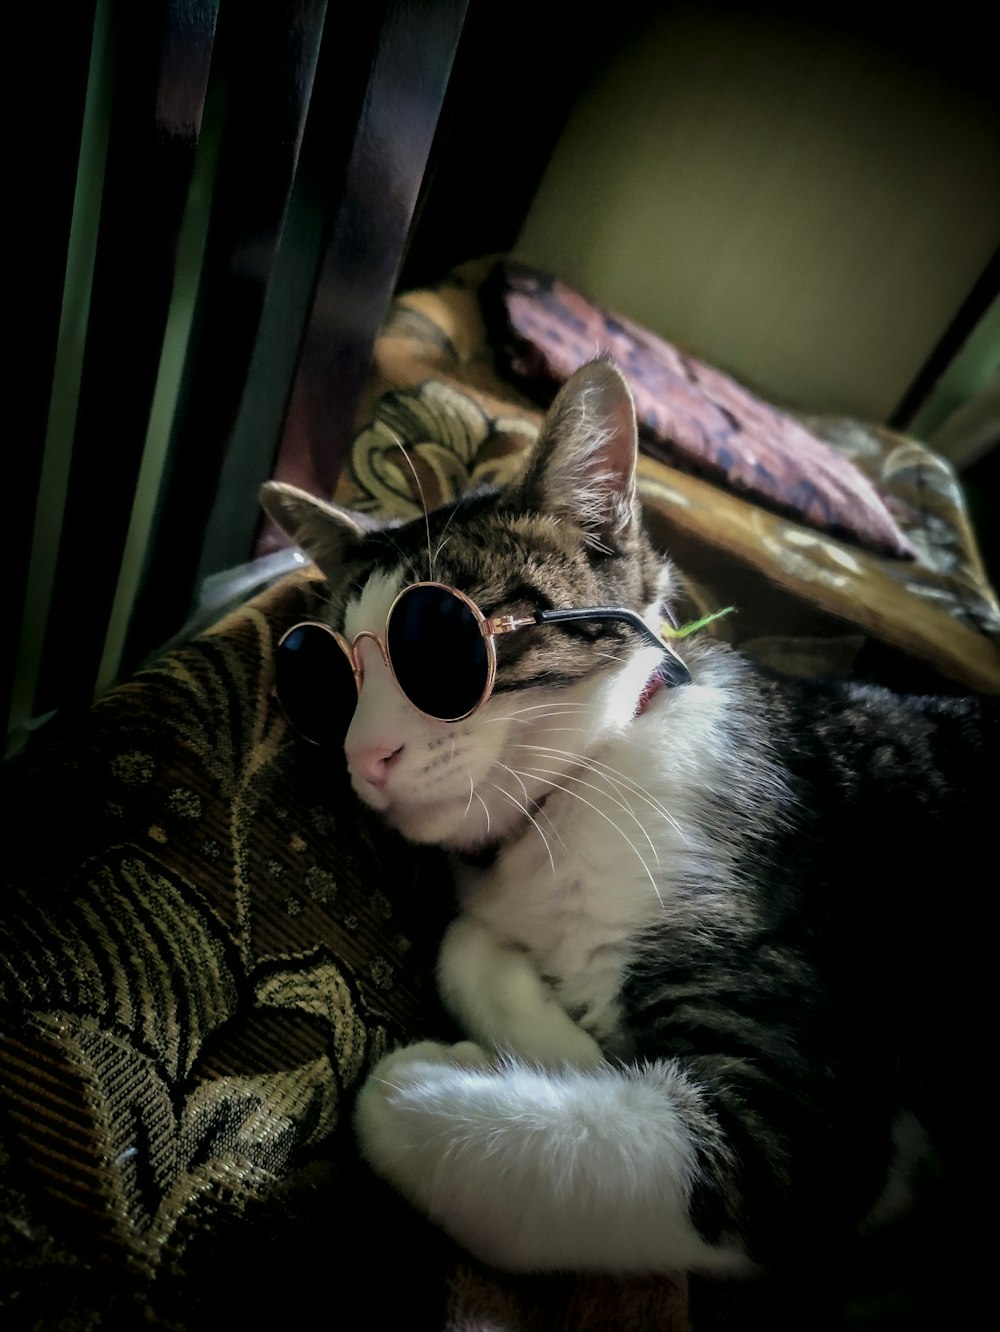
[517,763,659,865]
[464,774,476,820]
[485,780,557,873]
[496,760,533,810]
[486,716,593,736]
[487,700,594,718]
[432,493,468,573]
[518,743,686,839]
[506,768,662,904]
[509,725,595,737]
[470,786,492,836]
[497,762,568,853]
[481,702,593,728]
[388,431,434,579]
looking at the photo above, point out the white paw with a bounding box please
[449,1039,494,1068]
[369,1039,491,1084]
[492,1014,605,1070]
[353,1040,491,1211]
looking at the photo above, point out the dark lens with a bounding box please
[274,623,356,745]
[386,586,488,720]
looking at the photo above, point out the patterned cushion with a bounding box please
[332,259,1000,695]
[484,259,915,560]
[0,572,462,1324]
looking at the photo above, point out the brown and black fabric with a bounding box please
[4,256,999,1332]
[0,573,464,1328]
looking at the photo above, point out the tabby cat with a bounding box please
[260,359,995,1287]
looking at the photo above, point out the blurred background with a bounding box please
[9,0,997,755]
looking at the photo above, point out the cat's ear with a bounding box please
[260,481,372,578]
[516,358,639,549]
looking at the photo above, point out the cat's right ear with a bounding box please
[514,358,640,550]
[260,481,371,578]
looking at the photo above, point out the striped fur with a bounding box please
[262,360,996,1284]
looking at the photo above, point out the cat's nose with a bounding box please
[348,742,404,789]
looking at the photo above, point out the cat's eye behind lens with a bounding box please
[273,586,496,744]
[274,622,358,745]
[273,582,688,747]
[386,584,493,721]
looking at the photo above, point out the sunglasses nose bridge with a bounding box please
[347,629,393,686]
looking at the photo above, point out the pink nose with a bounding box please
[348,743,404,789]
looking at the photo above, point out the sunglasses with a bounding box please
[273,580,691,746]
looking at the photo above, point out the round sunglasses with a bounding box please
[273,580,691,746]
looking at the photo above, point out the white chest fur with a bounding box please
[448,707,693,1055]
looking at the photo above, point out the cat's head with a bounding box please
[262,358,686,853]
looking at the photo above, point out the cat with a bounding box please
[260,358,996,1292]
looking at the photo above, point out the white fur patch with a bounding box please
[449,644,765,1050]
[353,1041,750,1274]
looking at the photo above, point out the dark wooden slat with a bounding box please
[33,0,220,718]
[191,0,408,586]
[121,0,330,676]
[6,0,97,742]
[254,0,470,559]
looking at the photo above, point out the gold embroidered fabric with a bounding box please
[0,575,461,1325]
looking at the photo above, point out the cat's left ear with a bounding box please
[515,358,639,549]
[260,480,375,579]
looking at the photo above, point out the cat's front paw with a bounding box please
[370,1039,491,1083]
[353,1040,492,1209]
[492,1014,605,1070]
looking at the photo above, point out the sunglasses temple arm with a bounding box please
[533,608,692,686]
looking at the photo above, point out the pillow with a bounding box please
[0,572,457,1324]
[485,259,915,560]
